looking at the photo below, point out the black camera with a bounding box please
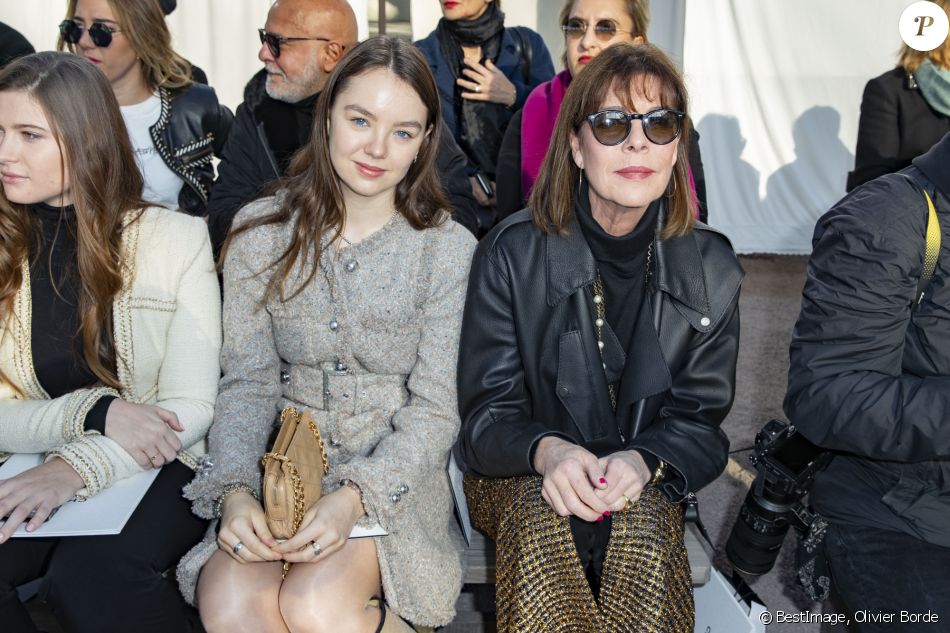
[725,419,832,575]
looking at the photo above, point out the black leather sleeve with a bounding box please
[208,101,234,159]
[627,298,737,501]
[456,240,575,477]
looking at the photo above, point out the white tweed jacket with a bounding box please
[0,207,222,498]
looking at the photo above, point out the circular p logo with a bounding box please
[900,1,949,51]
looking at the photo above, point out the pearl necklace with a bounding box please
[591,241,654,414]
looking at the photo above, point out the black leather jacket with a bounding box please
[457,209,744,502]
[151,84,233,215]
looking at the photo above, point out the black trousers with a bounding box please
[569,515,612,601]
[825,521,950,632]
[0,460,207,633]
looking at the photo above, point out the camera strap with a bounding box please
[907,172,941,311]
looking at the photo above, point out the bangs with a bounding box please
[608,73,682,113]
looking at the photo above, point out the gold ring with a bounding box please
[623,494,635,511]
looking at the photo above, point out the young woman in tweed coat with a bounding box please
[177,36,476,633]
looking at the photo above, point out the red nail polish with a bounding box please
[599,477,607,485]
[604,511,611,517]
[596,515,604,522]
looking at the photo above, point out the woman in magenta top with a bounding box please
[495,0,708,223]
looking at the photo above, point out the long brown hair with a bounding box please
[59,0,192,90]
[226,36,449,303]
[0,52,148,389]
[897,0,950,73]
[529,43,694,239]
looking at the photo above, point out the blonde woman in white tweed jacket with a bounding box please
[178,37,475,633]
[0,53,220,633]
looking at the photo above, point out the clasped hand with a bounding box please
[105,399,183,469]
[532,436,652,521]
[0,458,84,542]
[218,487,365,564]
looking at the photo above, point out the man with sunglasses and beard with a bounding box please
[207,0,479,257]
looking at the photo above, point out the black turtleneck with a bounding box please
[568,191,665,599]
[29,203,114,433]
[574,189,661,476]
[575,191,660,357]
[257,91,320,173]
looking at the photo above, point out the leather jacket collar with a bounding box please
[545,201,711,317]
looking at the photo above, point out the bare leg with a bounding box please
[279,537,383,633]
[196,550,288,633]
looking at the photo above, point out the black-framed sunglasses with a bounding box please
[59,19,122,48]
[584,109,685,146]
[258,28,331,58]
[561,18,633,42]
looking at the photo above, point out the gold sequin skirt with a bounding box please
[464,475,694,633]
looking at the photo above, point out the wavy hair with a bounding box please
[0,52,148,389]
[529,43,694,239]
[59,0,192,90]
[225,36,449,302]
[897,0,950,73]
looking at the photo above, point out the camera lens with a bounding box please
[726,489,793,575]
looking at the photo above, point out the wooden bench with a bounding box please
[450,523,711,631]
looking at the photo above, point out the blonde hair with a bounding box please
[59,0,192,90]
[897,0,950,73]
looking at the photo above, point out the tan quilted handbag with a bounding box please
[261,406,330,539]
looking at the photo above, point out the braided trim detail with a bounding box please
[149,87,210,204]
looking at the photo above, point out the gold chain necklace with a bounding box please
[591,241,653,414]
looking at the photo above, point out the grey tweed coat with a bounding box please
[177,196,476,627]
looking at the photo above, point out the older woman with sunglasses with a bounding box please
[457,43,742,632]
[495,0,708,223]
[58,0,232,215]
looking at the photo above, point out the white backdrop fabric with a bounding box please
[685,0,917,253]
[1,1,923,253]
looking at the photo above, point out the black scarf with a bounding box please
[435,3,508,177]
[258,91,320,174]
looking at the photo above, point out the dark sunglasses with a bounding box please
[561,18,633,42]
[59,19,121,48]
[258,28,331,58]
[584,109,685,146]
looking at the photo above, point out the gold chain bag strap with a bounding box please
[261,406,330,540]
